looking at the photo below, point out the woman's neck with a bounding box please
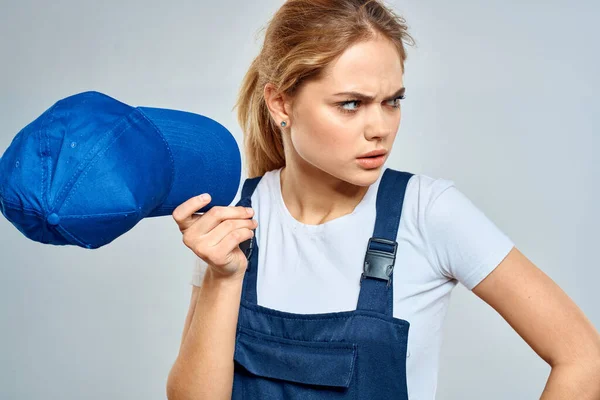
[279,165,369,226]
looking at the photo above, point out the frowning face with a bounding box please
[281,35,405,187]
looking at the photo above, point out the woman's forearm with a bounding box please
[167,268,244,400]
[540,360,600,399]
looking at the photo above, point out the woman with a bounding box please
[167,0,600,399]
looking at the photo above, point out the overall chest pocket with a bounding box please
[232,327,359,399]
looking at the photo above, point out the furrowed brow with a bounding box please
[333,87,405,101]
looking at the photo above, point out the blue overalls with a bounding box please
[232,168,414,399]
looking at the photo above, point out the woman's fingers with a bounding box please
[172,194,212,232]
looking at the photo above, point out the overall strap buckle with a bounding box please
[239,235,254,261]
[361,237,397,288]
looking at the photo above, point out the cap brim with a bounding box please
[136,107,241,217]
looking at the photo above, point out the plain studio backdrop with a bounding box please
[0,0,597,399]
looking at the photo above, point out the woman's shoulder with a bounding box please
[386,168,456,205]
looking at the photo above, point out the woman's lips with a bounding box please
[356,154,386,169]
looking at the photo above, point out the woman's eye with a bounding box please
[339,100,360,113]
[388,95,406,107]
[337,95,405,114]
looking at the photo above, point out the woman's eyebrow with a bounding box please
[332,87,406,101]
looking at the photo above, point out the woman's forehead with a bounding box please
[318,41,404,89]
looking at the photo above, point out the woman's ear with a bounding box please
[264,83,292,128]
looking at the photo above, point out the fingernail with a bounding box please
[246,207,253,215]
[199,193,209,200]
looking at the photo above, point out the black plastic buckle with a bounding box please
[361,237,397,288]
[239,231,254,261]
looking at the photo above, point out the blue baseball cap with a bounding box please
[0,91,241,249]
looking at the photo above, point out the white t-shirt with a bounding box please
[190,165,514,400]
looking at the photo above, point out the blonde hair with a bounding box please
[233,0,416,178]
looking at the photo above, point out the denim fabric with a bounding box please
[232,168,414,399]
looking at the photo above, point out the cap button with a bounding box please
[47,213,60,226]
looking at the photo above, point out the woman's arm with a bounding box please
[166,268,245,400]
[472,247,600,399]
[178,285,201,351]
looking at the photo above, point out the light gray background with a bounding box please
[0,0,597,399]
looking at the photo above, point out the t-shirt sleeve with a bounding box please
[423,179,515,290]
[190,257,209,287]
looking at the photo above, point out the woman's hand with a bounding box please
[172,193,258,281]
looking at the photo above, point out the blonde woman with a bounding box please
[167,1,600,399]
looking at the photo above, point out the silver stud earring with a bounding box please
[280,121,287,127]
